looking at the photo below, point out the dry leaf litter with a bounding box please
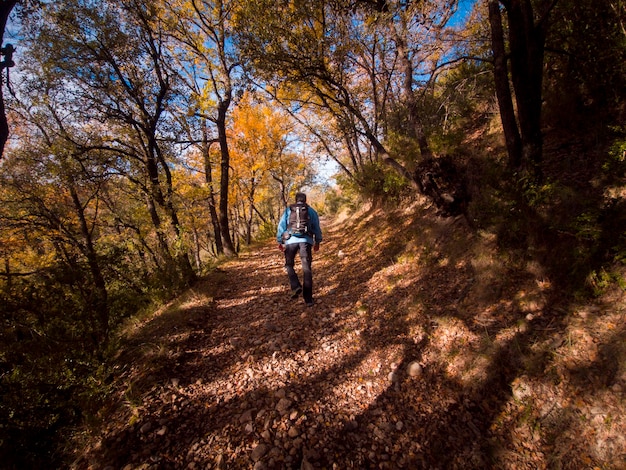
[71,205,626,469]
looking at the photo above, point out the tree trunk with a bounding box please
[506,0,546,179]
[144,136,196,284]
[145,193,174,271]
[154,141,197,284]
[362,125,418,188]
[69,184,109,344]
[246,177,257,245]
[144,151,185,282]
[489,0,523,169]
[202,123,224,255]
[490,0,551,181]
[217,101,237,256]
[191,224,202,270]
[396,29,432,160]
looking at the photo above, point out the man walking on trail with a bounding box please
[276,192,322,306]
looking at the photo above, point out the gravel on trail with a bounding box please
[72,212,626,470]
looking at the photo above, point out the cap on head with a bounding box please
[295,192,307,203]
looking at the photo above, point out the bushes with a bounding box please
[0,290,99,467]
[336,161,411,206]
[0,253,165,468]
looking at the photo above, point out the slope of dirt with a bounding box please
[71,202,626,469]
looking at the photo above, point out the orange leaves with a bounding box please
[228,91,311,229]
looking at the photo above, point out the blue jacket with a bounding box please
[276,204,323,246]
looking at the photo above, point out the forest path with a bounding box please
[75,209,626,469]
[79,214,451,469]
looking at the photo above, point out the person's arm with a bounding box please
[310,208,322,249]
[276,208,289,244]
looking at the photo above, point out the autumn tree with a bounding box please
[27,0,196,284]
[0,107,111,345]
[172,148,219,265]
[163,0,244,256]
[230,92,313,244]
[234,0,465,207]
[0,97,122,465]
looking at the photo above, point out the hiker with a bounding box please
[276,192,323,306]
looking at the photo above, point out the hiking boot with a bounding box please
[291,287,303,299]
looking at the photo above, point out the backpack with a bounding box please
[288,202,310,237]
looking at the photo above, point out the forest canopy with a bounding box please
[0,0,624,466]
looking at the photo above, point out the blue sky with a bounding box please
[451,0,477,28]
[317,0,478,185]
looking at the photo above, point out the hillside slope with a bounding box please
[71,202,626,469]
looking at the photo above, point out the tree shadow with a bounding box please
[319,208,625,469]
[75,204,625,469]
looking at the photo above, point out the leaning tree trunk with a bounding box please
[489,0,523,169]
[396,29,432,160]
[146,145,195,285]
[156,144,197,285]
[69,184,110,346]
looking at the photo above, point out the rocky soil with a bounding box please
[71,204,626,469]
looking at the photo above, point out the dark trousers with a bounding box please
[284,242,313,302]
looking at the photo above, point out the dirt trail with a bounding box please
[74,209,626,469]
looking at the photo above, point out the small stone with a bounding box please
[156,426,167,436]
[511,376,532,401]
[590,406,604,416]
[288,426,300,438]
[240,409,255,423]
[407,361,423,377]
[276,398,292,413]
[251,443,268,461]
[139,422,152,434]
[171,378,180,388]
